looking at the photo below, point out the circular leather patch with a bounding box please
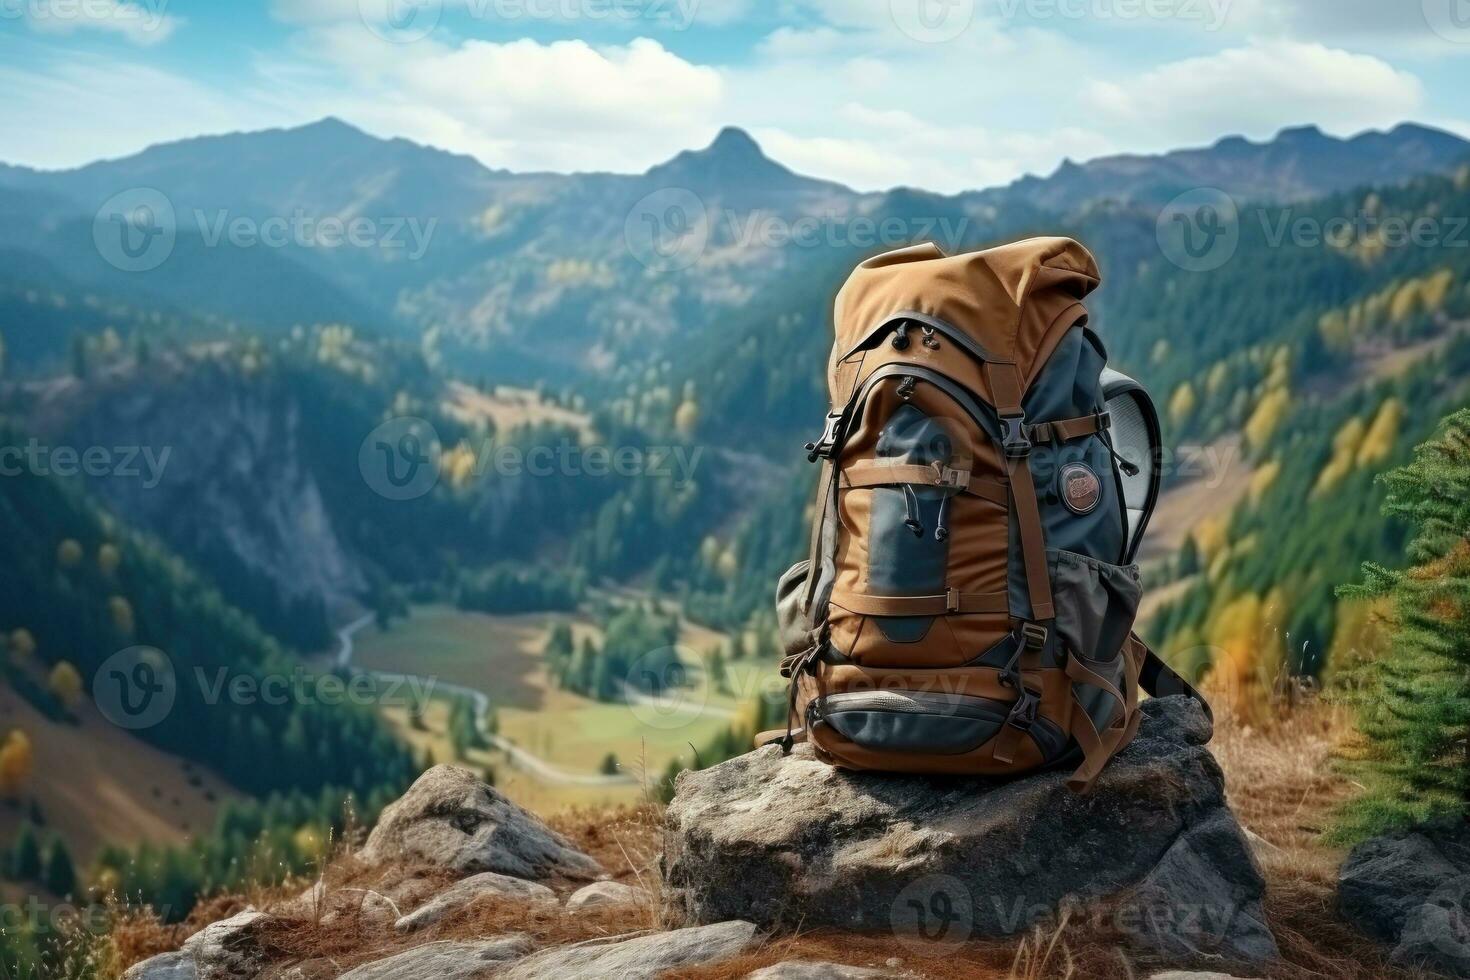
[1059,462,1102,516]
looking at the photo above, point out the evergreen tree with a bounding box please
[42,836,76,897]
[10,824,41,881]
[1338,409,1470,837]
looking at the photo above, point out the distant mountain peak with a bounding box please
[707,126,764,159]
[643,125,844,195]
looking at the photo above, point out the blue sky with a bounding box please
[3,0,1469,193]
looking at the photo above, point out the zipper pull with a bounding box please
[1101,429,1141,477]
[922,325,940,350]
[892,323,911,350]
[902,484,925,537]
[897,376,916,401]
[934,493,951,541]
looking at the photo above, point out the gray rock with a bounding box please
[745,961,893,978]
[663,697,1276,965]
[565,880,646,911]
[1388,874,1470,977]
[1339,820,1470,942]
[361,765,602,881]
[125,910,271,980]
[1123,812,1278,963]
[123,952,199,980]
[499,920,758,979]
[181,910,273,980]
[396,872,557,932]
[337,936,535,980]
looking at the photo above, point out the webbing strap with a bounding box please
[838,461,1008,506]
[983,361,1055,622]
[1136,634,1214,722]
[832,589,1010,617]
[1027,411,1110,445]
[800,458,836,613]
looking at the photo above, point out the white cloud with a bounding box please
[292,27,724,172]
[19,0,181,46]
[1087,41,1425,147]
[756,103,1113,192]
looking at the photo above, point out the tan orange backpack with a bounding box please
[760,239,1208,792]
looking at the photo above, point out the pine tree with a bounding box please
[1338,409,1470,837]
[42,836,76,897]
[10,824,42,881]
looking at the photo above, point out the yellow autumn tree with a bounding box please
[1355,398,1403,469]
[1168,383,1196,426]
[98,542,121,576]
[0,730,33,799]
[8,628,36,663]
[1314,416,1366,496]
[674,398,700,439]
[108,596,136,637]
[49,661,84,710]
[57,539,83,568]
[1244,387,1290,449]
[440,441,477,490]
[1249,459,1281,504]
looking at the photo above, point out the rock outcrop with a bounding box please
[360,765,602,880]
[336,936,536,979]
[395,872,557,933]
[497,920,759,979]
[124,910,271,980]
[663,696,1275,967]
[565,880,646,911]
[1340,820,1470,976]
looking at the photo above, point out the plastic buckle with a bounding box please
[1006,688,1040,732]
[804,412,846,462]
[933,463,966,489]
[1094,409,1112,432]
[999,412,1032,459]
[945,587,962,613]
[1021,623,1049,651]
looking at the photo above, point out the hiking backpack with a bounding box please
[759,238,1210,792]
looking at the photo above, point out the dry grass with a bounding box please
[109,700,1438,980]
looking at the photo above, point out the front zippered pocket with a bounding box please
[810,690,1012,755]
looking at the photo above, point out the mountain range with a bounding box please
[1,118,1465,384]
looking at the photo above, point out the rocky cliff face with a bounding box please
[18,355,367,628]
